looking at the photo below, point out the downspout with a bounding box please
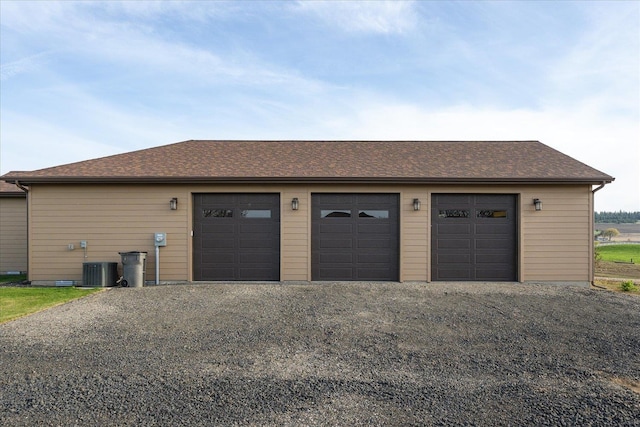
[592,182,606,195]
[14,181,29,194]
[591,182,607,286]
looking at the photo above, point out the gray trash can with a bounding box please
[119,251,147,288]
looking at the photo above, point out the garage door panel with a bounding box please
[437,239,471,249]
[475,239,512,250]
[320,238,353,249]
[239,252,276,263]
[358,223,391,234]
[203,193,235,203]
[238,268,278,281]
[437,254,471,264]
[312,193,399,281]
[202,238,235,249]
[436,268,472,280]
[201,267,235,280]
[355,194,395,204]
[358,268,394,279]
[475,224,512,235]
[319,267,354,279]
[201,223,235,233]
[437,223,471,234]
[238,241,275,250]
[240,223,276,233]
[201,231,234,241]
[474,195,511,204]
[476,253,514,263]
[201,253,235,264]
[320,194,354,204]
[320,253,353,263]
[476,269,515,280]
[434,194,473,204]
[432,194,516,281]
[358,239,391,249]
[320,224,353,234]
[357,253,392,263]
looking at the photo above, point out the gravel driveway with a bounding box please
[1,282,639,426]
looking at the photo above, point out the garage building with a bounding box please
[1,140,613,286]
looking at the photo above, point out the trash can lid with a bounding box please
[119,251,148,255]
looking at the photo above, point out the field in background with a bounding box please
[595,244,640,281]
[597,244,640,263]
[595,222,640,243]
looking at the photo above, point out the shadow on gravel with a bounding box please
[4,373,636,426]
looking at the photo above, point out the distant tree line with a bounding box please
[595,211,640,223]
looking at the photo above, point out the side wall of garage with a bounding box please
[518,185,593,283]
[0,195,28,274]
[27,184,191,284]
[26,183,592,284]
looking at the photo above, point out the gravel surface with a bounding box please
[1,282,639,426]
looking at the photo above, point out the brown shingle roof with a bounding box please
[0,181,26,195]
[1,140,613,184]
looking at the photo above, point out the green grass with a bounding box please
[0,274,27,284]
[0,287,101,324]
[596,244,640,263]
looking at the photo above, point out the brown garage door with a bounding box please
[432,194,517,281]
[193,194,280,281]
[312,193,399,281]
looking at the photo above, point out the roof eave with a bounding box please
[2,176,615,185]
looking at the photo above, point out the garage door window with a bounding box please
[359,210,389,218]
[438,209,469,218]
[321,210,351,218]
[476,209,507,218]
[241,210,272,218]
[203,209,233,218]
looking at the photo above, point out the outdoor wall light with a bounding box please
[533,198,542,211]
[413,198,421,211]
[170,197,178,210]
[292,198,299,211]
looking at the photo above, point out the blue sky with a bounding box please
[1,0,638,211]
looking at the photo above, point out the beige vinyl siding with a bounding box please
[401,190,428,281]
[0,196,28,273]
[28,185,190,283]
[281,189,309,281]
[26,182,594,284]
[519,185,592,282]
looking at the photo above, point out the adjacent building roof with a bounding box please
[0,181,26,196]
[1,140,614,185]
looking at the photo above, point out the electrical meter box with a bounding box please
[154,232,167,247]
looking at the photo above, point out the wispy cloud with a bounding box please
[1,1,325,90]
[293,0,418,35]
[0,111,129,173]
[0,51,51,81]
[544,4,639,115]
[1,1,637,210]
